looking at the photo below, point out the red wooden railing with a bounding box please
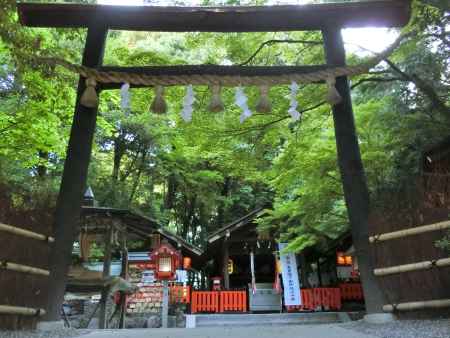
[191,291,220,313]
[170,285,191,304]
[191,290,247,313]
[339,283,364,301]
[286,288,341,312]
[319,288,341,310]
[301,289,314,310]
[219,290,247,313]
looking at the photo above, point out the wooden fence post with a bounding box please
[99,225,114,329]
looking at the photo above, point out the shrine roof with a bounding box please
[81,206,203,257]
[208,207,267,244]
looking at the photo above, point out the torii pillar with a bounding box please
[44,25,107,321]
[322,27,386,314]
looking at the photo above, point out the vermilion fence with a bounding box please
[219,290,247,313]
[170,285,191,304]
[191,286,359,313]
[301,289,314,310]
[191,290,247,313]
[319,288,341,310]
[339,283,364,301]
[191,291,220,313]
[286,288,341,312]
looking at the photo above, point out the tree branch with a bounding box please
[384,58,450,115]
[218,99,328,137]
[350,77,405,88]
[238,39,322,66]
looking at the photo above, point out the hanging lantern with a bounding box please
[211,276,222,291]
[345,255,353,265]
[227,258,234,274]
[336,251,352,266]
[183,256,192,270]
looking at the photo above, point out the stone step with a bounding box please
[188,312,348,328]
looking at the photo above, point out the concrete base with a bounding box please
[36,320,65,331]
[363,313,396,324]
[337,312,352,323]
[185,314,196,328]
[186,312,343,328]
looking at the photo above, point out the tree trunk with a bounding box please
[112,136,125,183]
[217,176,231,226]
[37,151,48,178]
[128,150,147,205]
[164,174,177,209]
[298,253,310,288]
[322,27,386,313]
[44,26,107,321]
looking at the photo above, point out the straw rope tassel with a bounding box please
[151,86,168,114]
[326,77,342,105]
[208,85,224,113]
[80,77,98,108]
[256,85,271,113]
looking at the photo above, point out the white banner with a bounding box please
[176,269,188,284]
[279,243,301,306]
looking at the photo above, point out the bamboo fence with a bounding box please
[0,260,49,276]
[0,223,54,243]
[0,305,46,316]
[383,299,450,312]
[369,220,450,243]
[374,257,450,276]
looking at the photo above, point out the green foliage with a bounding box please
[436,231,450,253]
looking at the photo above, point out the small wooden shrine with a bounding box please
[206,208,271,289]
[62,191,203,328]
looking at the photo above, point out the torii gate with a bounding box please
[17,0,411,322]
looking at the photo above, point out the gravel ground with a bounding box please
[342,319,450,338]
[1,319,448,338]
[0,328,90,338]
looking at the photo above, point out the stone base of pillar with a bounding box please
[363,313,396,324]
[36,320,65,331]
[185,314,196,328]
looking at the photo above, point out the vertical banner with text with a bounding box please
[279,243,301,306]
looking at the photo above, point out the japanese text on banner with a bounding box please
[279,243,301,306]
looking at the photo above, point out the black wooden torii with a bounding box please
[17,0,411,321]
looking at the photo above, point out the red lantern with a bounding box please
[149,242,181,280]
[336,251,352,266]
[183,257,192,270]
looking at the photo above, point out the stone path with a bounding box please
[79,324,379,338]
